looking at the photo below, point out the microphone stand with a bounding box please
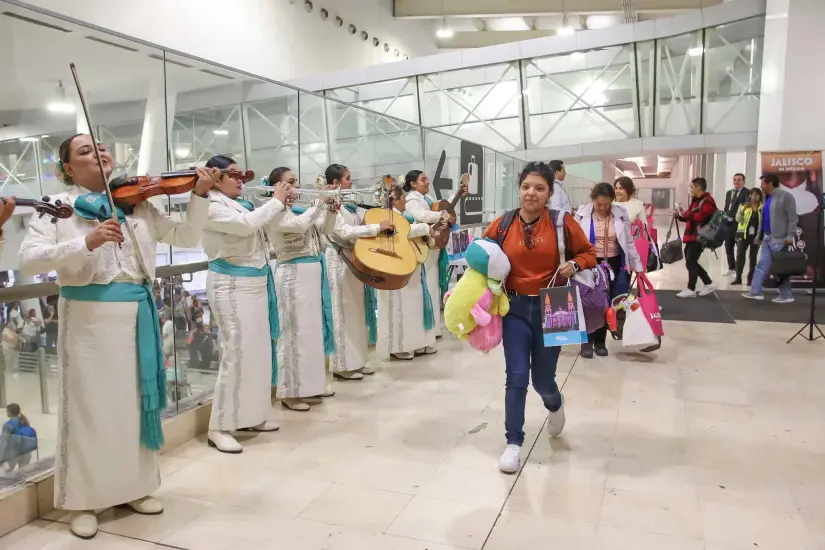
[787,202,824,343]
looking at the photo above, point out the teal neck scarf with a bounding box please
[59,282,166,450]
[291,205,307,215]
[236,198,255,212]
[280,255,335,355]
[207,259,280,385]
[74,193,128,223]
[438,248,450,302]
[344,203,358,214]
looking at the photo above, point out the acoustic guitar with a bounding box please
[430,173,469,249]
[350,176,418,290]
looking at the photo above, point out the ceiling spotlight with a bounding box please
[688,46,705,57]
[361,30,368,40]
[348,24,356,34]
[319,8,328,19]
[384,43,389,52]
[303,0,313,12]
[404,55,409,60]
[19,137,39,143]
[335,16,343,26]
[436,19,453,39]
[394,49,399,57]
[373,37,380,47]
[213,129,229,136]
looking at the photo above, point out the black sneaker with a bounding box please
[580,343,594,359]
[594,345,608,357]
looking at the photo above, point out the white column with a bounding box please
[757,0,825,153]
[137,82,176,175]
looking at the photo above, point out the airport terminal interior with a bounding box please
[0,0,824,548]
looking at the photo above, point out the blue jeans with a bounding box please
[502,293,563,446]
[750,239,793,299]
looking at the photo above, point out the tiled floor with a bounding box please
[3,256,825,549]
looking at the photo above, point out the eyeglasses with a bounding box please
[524,222,535,250]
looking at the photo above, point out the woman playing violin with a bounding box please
[265,167,339,411]
[377,185,446,360]
[201,155,290,454]
[18,133,218,540]
[320,164,392,381]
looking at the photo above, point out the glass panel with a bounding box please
[325,78,420,125]
[298,91,330,185]
[522,45,639,148]
[635,40,656,138]
[418,63,523,152]
[655,30,704,136]
[703,17,764,134]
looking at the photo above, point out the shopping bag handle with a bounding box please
[636,272,654,297]
[664,215,682,242]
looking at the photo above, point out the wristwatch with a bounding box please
[570,261,580,272]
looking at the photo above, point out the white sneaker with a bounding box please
[499,444,521,474]
[676,289,697,298]
[359,365,376,375]
[772,296,795,304]
[547,395,566,437]
[742,292,764,301]
[207,430,242,453]
[333,371,364,381]
[698,283,717,296]
[70,512,98,539]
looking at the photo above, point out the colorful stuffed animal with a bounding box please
[443,238,511,352]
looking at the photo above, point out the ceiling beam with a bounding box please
[395,0,720,18]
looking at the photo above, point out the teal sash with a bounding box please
[420,264,435,331]
[235,198,255,212]
[280,255,336,355]
[344,204,358,214]
[74,193,128,223]
[418,196,450,302]
[291,205,307,215]
[365,285,377,346]
[60,282,166,451]
[208,259,279,386]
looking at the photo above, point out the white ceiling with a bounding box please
[394,0,725,48]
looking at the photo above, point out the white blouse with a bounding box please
[616,198,645,225]
[202,191,285,268]
[325,207,380,250]
[405,190,456,225]
[20,185,208,286]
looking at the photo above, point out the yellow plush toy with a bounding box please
[443,238,511,352]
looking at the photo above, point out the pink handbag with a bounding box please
[636,273,663,337]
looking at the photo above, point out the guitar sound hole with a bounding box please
[379,228,397,237]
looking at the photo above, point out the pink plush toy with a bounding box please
[467,288,503,352]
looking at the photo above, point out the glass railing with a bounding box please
[322,15,765,152]
[0,0,527,491]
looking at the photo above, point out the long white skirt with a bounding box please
[273,261,326,398]
[377,264,437,356]
[207,270,273,431]
[55,298,159,511]
[325,247,369,374]
[424,250,442,336]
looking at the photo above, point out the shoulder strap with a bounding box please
[496,208,519,246]
[549,209,572,261]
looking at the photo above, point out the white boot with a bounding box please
[333,371,364,381]
[359,365,376,375]
[281,398,310,411]
[207,430,243,453]
[70,512,98,539]
[124,496,164,515]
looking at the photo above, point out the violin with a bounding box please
[110,168,255,207]
[1,197,74,223]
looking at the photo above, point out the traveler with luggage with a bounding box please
[674,177,718,298]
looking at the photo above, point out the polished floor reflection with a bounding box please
[2,313,825,549]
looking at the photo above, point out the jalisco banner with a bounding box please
[760,151,824,285]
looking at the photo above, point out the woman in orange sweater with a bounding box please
[483,161,596,474]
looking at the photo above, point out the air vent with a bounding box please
[199,69,234,80]
[147,53,193,68]
[2,11,71,32]
[85,36,139,52]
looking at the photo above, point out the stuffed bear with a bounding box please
[443,238,511,352]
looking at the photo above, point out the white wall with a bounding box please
[15,0,438,81]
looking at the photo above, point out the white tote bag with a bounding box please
[622,297,659,348]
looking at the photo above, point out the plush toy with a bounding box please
[443,238,511,352]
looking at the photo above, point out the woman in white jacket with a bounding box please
[574,182,644,358]
[201,155,291,453]
[402,170,466,355]
[18,133,216,539]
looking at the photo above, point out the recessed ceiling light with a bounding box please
[557,26,574,36]
[19,137,39,143]
[436,26,454,38]
[213,129,229,136]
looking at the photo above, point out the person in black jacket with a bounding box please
[723,173,750,274]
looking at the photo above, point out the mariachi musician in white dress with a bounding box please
[320,164,393,380]
[201,155,291,454]
[19,134,215,539]
[377,185,445,360]
[266,167,338,411]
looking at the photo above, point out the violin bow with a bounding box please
[69,62,119,224]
